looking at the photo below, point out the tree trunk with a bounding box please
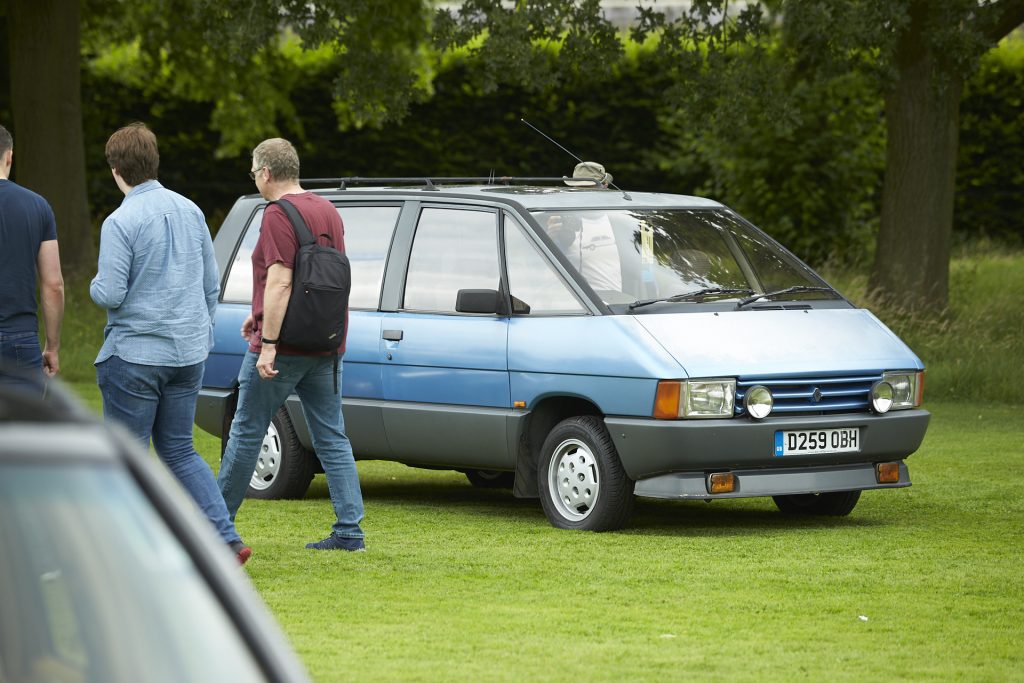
[869,2,961,314]
[8,0,94,275]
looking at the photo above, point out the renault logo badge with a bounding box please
[811,387,822,403]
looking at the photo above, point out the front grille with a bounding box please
[736,373,882,416]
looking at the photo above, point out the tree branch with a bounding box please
[980,0,1024,43]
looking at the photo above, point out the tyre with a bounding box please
[772,490,862,516]
[464,470,515,489]
[537,416,634,531]
[223,408,316,500]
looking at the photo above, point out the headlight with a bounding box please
[744,385,773,419]
[654,379,736,419]
[881,371,924,410]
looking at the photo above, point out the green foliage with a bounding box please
[82,0,438,156]
[658,55,886,266]
[956,35,1024,246]
[433,0,624,93]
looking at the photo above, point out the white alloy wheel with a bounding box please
[250,421,283,492]
[547,437,600,522]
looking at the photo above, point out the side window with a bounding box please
[403,208,499,312]
[504,214,585,314]
[221,204,400,308]
[338,205,400,309]
[221,208,263,303]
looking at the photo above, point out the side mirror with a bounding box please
[456,289,502,314]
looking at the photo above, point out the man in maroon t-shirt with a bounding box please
[217,138,366,552]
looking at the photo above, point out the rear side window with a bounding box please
[403,207,500,312]
[221,204,400,308]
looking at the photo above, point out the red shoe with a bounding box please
[230,540,252,565]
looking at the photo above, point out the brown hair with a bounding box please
[105,123,159,186]
[252,138,300,182]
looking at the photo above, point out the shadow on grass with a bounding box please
[305,473,881,538]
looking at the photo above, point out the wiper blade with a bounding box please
[736,286,836,309]
[629,287,754,310]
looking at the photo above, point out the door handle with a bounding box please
[382,329,404,341]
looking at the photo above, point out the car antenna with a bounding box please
[520,118,631,200]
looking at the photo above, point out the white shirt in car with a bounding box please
[564,214,622,292]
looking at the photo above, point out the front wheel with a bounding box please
[772,490,861,516]
[222,408,316,500]
[537,416,634,531]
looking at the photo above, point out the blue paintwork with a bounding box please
[379,313,510,408]
[508,316,679,414]
[633,309,924,378]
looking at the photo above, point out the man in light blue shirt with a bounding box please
[91,123,250,565]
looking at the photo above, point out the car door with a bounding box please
[379,204,512,468]
[214,201,402,457]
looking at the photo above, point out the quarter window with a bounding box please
[403,208,500,312]
[504,214,585,314]
[221,208,264,303]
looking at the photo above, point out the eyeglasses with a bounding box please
[248,167,264,181]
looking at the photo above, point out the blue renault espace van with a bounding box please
[195,177,929,531]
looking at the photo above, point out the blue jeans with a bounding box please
[0,329,42,372]
[96,356,241,545]
[218,352,365,539]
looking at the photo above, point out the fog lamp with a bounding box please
[707,472,736,494]
[870,381,894,414]
[744,385,773,419]
[876,462,900,484]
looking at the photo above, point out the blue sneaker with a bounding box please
[306,534,366,552]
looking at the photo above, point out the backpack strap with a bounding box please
[273,198,316,246]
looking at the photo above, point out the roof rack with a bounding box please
[299,176,602,191]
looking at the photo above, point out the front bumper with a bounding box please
[606,409,930,481]
[634,461,910,500]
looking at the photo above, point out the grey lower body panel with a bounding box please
[380,401,516,469]
[634,461,910,500]
[606,409,930,481]
[196,388,233,437]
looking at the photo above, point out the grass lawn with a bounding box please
[71,384,1023,682]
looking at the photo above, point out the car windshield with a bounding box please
[532,208,833,308]
[0,462,268,683]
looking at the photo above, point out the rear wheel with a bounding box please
[537,416,634,531]
[222,408,316,500]
[772,490,861,516]
[464,470,515,489]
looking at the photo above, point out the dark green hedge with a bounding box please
[956,39,1024,247]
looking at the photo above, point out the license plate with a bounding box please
[774,428,860,456]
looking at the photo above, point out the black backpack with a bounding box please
[273,198,351,363]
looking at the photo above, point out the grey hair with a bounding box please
[0,125,12,156]
[252,138,300,182]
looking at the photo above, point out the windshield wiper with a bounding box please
[736,285,836,309]
[629,287,754,310]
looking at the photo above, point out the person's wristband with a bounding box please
[261,337,279,345]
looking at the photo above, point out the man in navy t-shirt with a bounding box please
[0,124,64,380]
